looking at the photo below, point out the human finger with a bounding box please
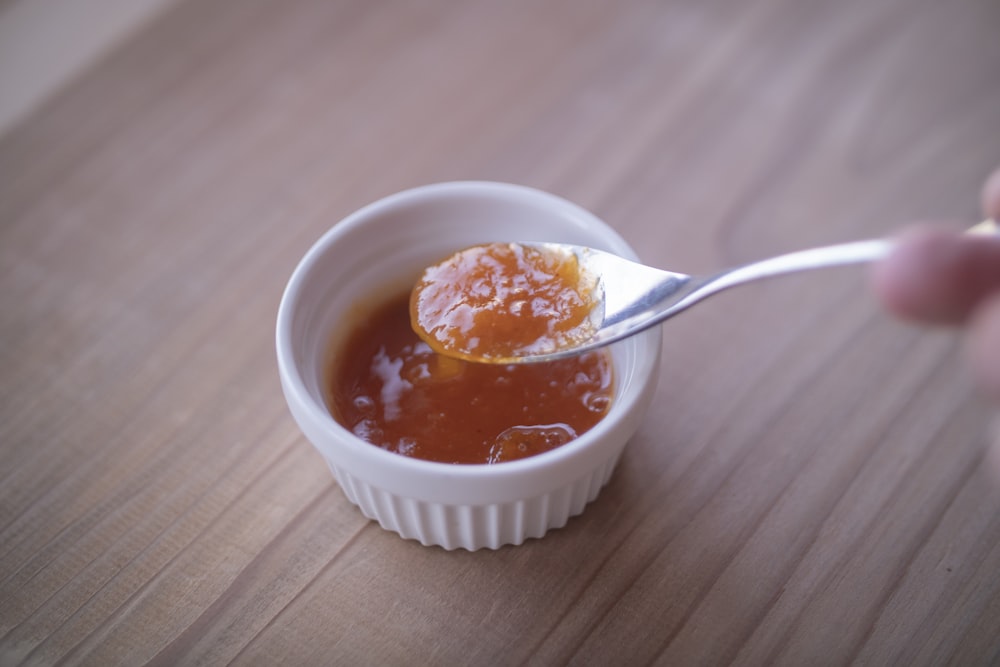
[871,225,1000,325]
[981,167,1000,220]
[967,291,1000,402]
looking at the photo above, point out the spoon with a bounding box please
[412,220,998,364]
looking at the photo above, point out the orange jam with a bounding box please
[410,243,599,361]
[327,292,613,464]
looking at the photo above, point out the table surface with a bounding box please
[3,0,1000,664]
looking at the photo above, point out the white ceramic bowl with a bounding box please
[276,181,661,550]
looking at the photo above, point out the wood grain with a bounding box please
[2,0,1000,664]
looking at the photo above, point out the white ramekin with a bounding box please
[276,181,661,550]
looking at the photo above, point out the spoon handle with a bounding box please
[668,219,998,317]
[696,239,891,296]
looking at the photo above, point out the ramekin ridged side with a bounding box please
[277,181,662,551]
[327,453,620,550]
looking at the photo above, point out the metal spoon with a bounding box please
[503,219,999,363]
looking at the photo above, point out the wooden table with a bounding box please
[3,0,1000,664]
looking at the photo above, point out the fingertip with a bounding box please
[870,244,912,320]
[982,167,1000,221]
[966,292,1000,403]
[870,226,967,324]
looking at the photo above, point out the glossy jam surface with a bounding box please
[328,292,613,464]
[410,243,599,361]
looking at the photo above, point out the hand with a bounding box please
[871,168,1000,401]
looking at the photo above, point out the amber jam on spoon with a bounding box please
[410,243,601,362]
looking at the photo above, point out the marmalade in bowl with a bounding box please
[327,292,612,464]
